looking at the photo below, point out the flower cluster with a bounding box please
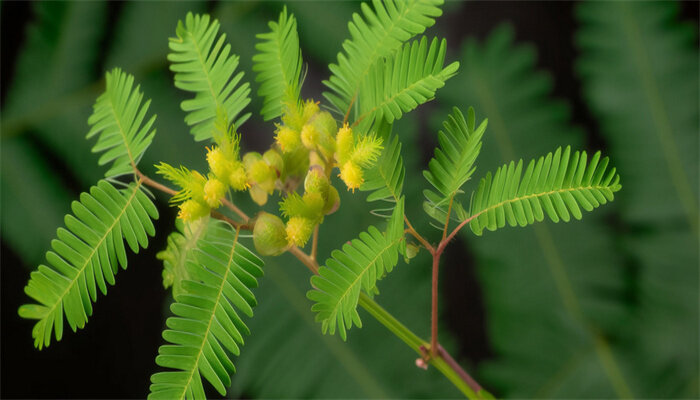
[158,99,383,256]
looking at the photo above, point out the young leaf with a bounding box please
[86,68,157,178]
[253,7,303,121]
[307,198,404,341]
[18,181,158,349]
[360,134,405,212]
[423,106,486,218]
[468,146,621,235]
[169,13,252,141]
[149,220,264,400]
[323,0,444,118]
[356,36,459,131]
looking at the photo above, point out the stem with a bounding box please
[221,197,249,222]
[430,251,440,357]
[404,215,435,253]
[311,224,319,260]
[133,167,485,398]
[359,293,480,399]
[135,168,177,196]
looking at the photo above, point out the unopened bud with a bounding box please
[253,212,289,256]
[286,216,314,247]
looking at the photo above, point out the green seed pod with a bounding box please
[302,191,325,216]
[242,151,263,171]
[263,149,284,174]
[323,185,340,215]
[253,212,289,256]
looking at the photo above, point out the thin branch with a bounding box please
[437,344,482,393]
[288,246,318,275]
[404,215,434,254]
[441,196,454,243]
[221,197,249,222]
[343,93,357,125]
[135,168,178,196]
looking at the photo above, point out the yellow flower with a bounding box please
[203,178,226,208]
[335,124,354,165]
[228,161,249,191]
[286,216,314,247]
[275,125,301,153]
[206,147,231,180]
[177,199,209,222]
[339,161,363,192]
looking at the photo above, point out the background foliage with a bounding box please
[1,1,697,398]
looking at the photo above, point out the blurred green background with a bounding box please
[1,1,698,398]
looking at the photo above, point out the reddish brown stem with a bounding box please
[437,344,482,393]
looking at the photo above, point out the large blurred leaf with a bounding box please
[439,25,633,397]
[2,2,106,185]
[0,137,72,266]
[577,2,699,397]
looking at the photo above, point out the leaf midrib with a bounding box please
[41,183,141,329]
[178,228,241,400]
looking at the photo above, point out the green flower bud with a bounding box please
[301,100,320,123]
[304,166,329,197]
[242,151,263,171]
[249,184,268,206]
[301,124,320,150]
[302,191,325,216]
[323,185,340,215]
[253,212,289,256]
[263,149,284,174]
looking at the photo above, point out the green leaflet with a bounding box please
[149,220,264,400]
[252,6,303,121]
[86,68,157,178]
[360,134,405,216]
[307,198,404,341]
[423,106,487,222]
[468,146,621,235]
[441,24,632,397]
[158,219,211,299]
[169,12,252,141]
[18,180,158,349]
[323,0,444,119]
[356,36,459,132]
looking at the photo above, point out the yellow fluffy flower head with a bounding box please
[206,146,231,180]
[203,178,226,208]
[335,124,354,165]
[178,199,209,222]
[339,161,363,192]
[228,161,249,191]
[276,125,301,153]
[285,216,314,247]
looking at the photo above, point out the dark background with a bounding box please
[2,1,698,398]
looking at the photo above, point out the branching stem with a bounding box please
[133,167,483,398]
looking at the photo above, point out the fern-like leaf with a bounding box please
[468,146,621,235]
[18,181,158,349]
[86,68,156,178]
[323,0,444,118]
[253,7,302,121]
[307,198,404,340]
[149,219,264,400]
[356,36,458,130]
[169,13,251,141]
[158,219,211,299]
[360,134,405,214]
[424,106,486,213]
